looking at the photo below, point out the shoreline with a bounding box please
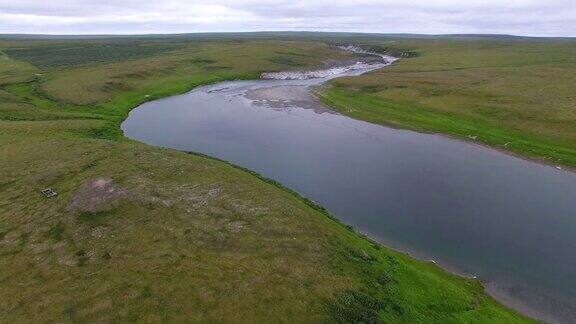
[358,228,557,323]
[181,145,547,323]
[318,44,576,173]
[316,97,576,174]
[314,85,576,175]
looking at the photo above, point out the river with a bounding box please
[122,59,576,323]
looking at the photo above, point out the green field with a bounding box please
[319,38,576,167]
[1,34,532,322]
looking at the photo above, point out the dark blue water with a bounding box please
[122,72,576,323]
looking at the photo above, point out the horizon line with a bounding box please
[1,31,574,39]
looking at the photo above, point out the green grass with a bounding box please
[0,34,532,322]
[47,222,66,241]
[319,39,576,167]
[77,210,116,224]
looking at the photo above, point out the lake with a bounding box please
[122,66,576,323]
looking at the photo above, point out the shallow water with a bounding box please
[122,68,576,323]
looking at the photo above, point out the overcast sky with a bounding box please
[0,0,575,36]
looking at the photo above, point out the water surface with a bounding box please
[122,69,576,323]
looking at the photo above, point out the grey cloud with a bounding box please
[0,0,574,36]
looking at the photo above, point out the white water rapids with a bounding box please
[261,45,398,80]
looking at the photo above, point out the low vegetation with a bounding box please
[0,34,531,322]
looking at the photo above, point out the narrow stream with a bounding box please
[122,60,576,323]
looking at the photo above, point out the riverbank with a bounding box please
[1,36,533,322]
[264,41,576,173]
[209,154,558,323]
[318,39,576,169]
[361,226,564,324]
[192,147,555,323]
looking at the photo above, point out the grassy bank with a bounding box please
[1,35,531,322]
[319,39,576,167]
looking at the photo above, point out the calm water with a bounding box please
[122,69,576,323]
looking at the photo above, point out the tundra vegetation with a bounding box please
[0,33,535,322]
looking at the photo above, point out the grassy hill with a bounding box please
[0,34,531,322]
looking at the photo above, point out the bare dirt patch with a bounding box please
[68,177,131,213]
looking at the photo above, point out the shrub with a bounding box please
[328,290,385,323]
